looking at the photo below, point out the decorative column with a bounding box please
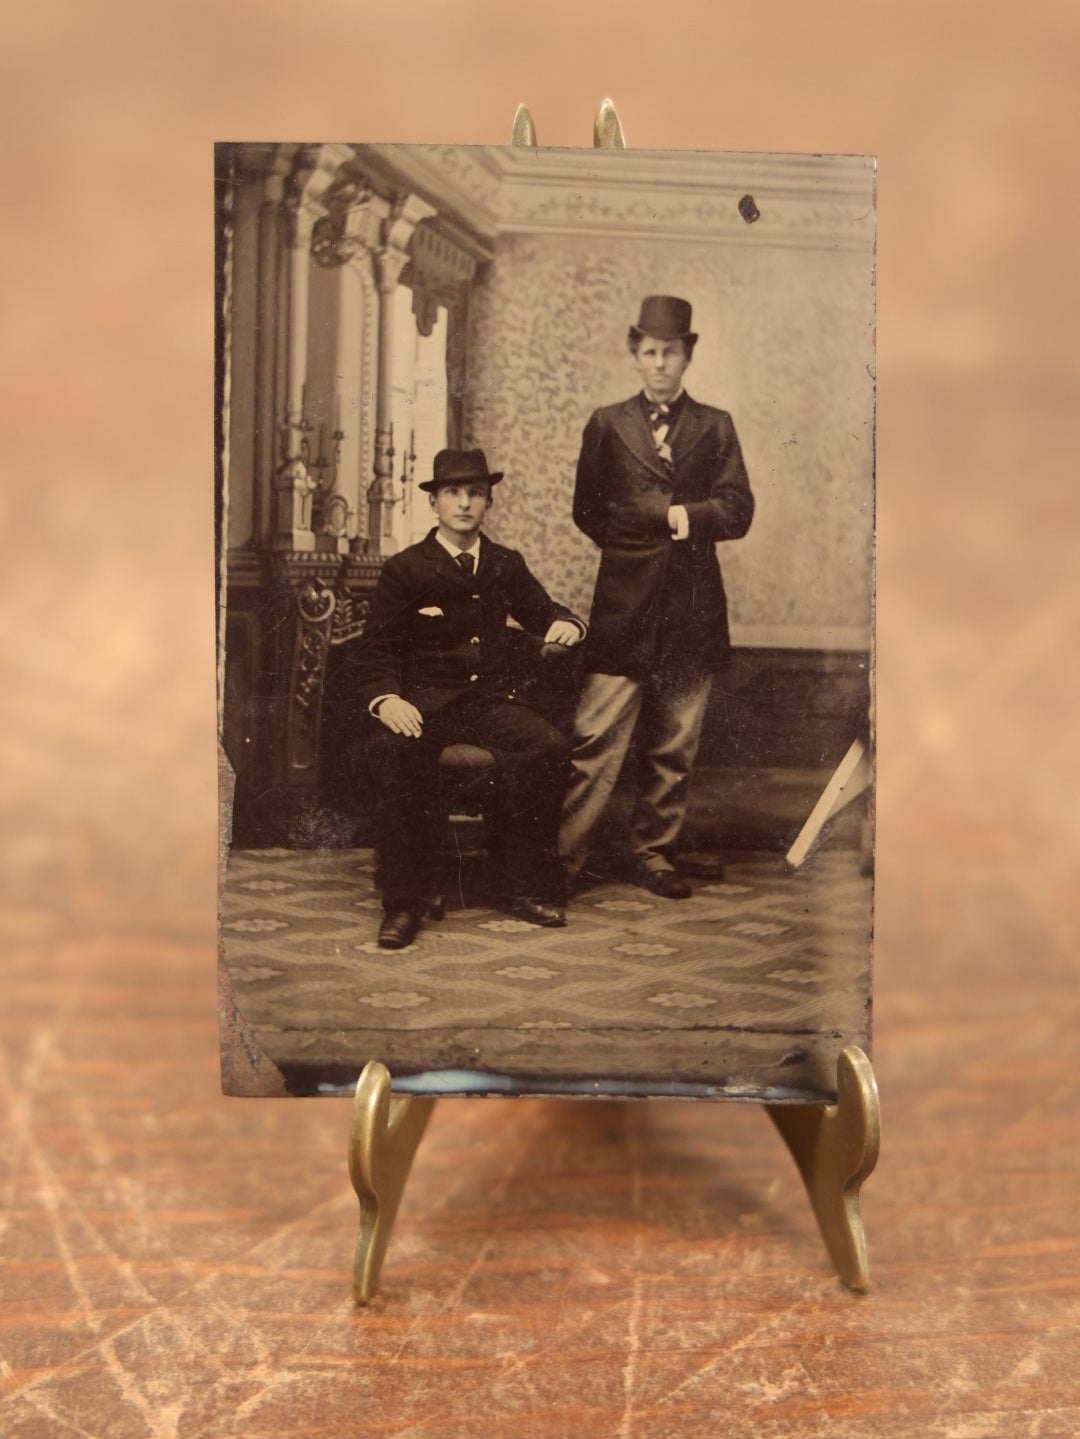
[269,188,318,552]
[251,146,297,546]
[270,145,355,553]
[260,147,373,816]
[307,174,381,555]
[367,194,435,555]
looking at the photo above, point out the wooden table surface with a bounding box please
[3,3,1079,1434]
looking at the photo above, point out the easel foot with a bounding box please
[767,1046,880,1290]
[347,1061,436,1304]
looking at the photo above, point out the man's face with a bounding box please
[634,335,691,402]
[429,481,492,545]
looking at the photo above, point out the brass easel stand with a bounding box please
[346,99,880,1303]
[347,1061,435,1303]
[348,1046,880,1302]
[766,1047,880,1290]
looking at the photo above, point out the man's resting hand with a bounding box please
[543,619,583,647]
[373,695,424,737]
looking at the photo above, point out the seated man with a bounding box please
[354,448,585,949]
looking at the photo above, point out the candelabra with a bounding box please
[271,382,317,547]
[382,422,395,540]
[399,429,416,511]
[310,401,350,543]
[278,381,316,464]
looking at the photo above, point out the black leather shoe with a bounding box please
[508,896,566,928]
[631,868,692,900]
[378,906,422,949]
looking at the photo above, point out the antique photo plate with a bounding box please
[216,142,875,1101]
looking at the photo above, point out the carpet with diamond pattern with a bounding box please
[221,841,870,1100]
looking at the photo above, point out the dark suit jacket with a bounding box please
[573,392,753,680]
[352,529,582,716]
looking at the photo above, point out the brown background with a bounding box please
[3,2,1078,1435]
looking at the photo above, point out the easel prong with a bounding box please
[510,99,626,150]
[511,103,537,147]
[347,1061,436,1304]
[593,97,627,149]
[767,1046,880,1290]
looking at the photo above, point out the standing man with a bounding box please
[354,449,585,948]
[559,296,754,898]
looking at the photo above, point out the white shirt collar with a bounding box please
[643,385,685,409]
[435,529,482,567]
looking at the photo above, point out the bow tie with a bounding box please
[648,397,681,429]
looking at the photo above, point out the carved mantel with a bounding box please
[224,545,384,844]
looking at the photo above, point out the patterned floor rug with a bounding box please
[221,846,871,1100]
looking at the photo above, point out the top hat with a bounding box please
[418,448,504,493]
[629,295,697,345]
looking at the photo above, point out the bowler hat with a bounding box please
[418,448,504,493]
[629,295,698,345]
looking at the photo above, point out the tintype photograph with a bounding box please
[216,142,876,1101]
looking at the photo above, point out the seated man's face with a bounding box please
[430,481,492,544]
[634,335,691,402]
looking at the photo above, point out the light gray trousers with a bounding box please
[558,671,713,878]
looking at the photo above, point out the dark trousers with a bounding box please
[364,693,570,910]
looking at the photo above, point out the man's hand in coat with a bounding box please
[543,619,583,647]
[374,695,424,738]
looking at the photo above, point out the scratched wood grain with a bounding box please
[3,1,1080,1435]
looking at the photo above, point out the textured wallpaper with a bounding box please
[463,228,875,649]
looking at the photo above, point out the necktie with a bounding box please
[649,403,675,470]
[455,551,475,575]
